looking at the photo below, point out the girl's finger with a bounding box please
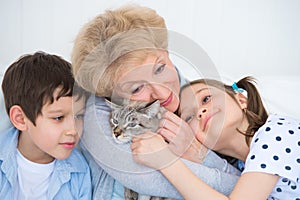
[158,128,175,142]
[162,111,182,124]
[160,118,181,134]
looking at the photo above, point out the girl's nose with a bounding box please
[197,108,207,119]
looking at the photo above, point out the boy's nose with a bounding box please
[65,118,78,135]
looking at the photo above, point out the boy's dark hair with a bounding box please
[180,76,268,146]
[2,51,89,126]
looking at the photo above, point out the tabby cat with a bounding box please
[106,98,174,200]
[106,99,165,144]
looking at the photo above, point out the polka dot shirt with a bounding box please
[243,114,300,199]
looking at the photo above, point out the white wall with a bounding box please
[1,0,300,119]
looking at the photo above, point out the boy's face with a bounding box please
[19,89,86,163]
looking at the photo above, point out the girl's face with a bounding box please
[179,83,247,151]
[113,50,180,112]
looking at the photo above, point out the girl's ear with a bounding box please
[9,105,28,131]
[235,93,248,109]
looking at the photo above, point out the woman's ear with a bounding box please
[9,105,28,131]
[235,93,248,109]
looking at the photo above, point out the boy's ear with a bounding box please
[235,93,248,109]
[9,105,28,131]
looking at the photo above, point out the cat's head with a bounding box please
[105,98,164,144]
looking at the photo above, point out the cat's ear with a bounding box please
[139,100,161,117]
[105,98,122,110]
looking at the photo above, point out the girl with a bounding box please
[131,76,300,199]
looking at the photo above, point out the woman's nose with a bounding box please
[149,83,167,100]
[197,108,207,119]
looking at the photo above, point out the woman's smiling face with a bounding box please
[113,50,180,113]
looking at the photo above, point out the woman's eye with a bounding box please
[53,116,64,121]
[74,114,85,120]
[127,123,136,128]
[202,95,211,104]
[131,84,145,94]
[154,64,166,75]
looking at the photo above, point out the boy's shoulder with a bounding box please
[0,127,18,149]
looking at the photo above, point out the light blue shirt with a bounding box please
[0,127,92,199]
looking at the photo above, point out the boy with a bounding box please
[0,52,91,199]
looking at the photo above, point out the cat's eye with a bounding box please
[112,118,118,124]
[127,123,137,128]
[154,64,166,75]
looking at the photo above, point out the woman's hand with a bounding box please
[158,111,208,163]
[131,132,178,170]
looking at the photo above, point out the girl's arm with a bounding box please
[80,96,240,198]
[132,132,279,200]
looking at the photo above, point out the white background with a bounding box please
[1,0,300,126]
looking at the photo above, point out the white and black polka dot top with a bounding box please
[243,114,300,199]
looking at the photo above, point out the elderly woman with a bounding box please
[72,5,240,199]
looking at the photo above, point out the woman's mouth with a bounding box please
[160,93,173,107]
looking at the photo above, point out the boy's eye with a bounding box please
[53,116,64,121]
[154,64,166,75]
[202,95,211,104]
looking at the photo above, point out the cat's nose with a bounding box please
[114,127,123,138]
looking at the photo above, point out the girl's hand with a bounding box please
[131,132,177,170]
[159,111,208,163]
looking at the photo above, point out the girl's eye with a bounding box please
[131,84,145,94]
[53,116,64,121]
[184,115,194,123]
[154,64,166,75]
[128,123,136,128]
[202,95,211,104]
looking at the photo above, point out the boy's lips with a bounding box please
[160,93,173,107]
[60,142,76,149]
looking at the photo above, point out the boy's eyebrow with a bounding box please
[47,109,64,114]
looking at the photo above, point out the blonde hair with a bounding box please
[72,5,168,96]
